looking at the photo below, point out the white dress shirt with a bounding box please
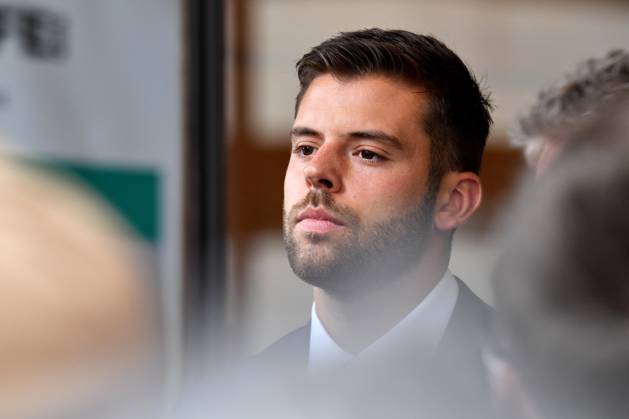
[308,270,459,372]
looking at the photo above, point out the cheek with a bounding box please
[349,170,428,218]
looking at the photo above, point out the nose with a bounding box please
[303,146,342,193]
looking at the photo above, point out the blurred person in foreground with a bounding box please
[490,96,629,419]
[209,28,495,419]
[510,49,629,176]
[0,148,159,418]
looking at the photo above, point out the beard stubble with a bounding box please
[283,188,436,295]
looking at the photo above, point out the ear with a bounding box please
[433,172,482,231]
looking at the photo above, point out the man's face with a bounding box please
[283,74,437,291]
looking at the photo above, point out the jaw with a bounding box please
[288,232,343,270]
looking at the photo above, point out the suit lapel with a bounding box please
[253,322,310,373]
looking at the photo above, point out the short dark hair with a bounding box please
[511,49,629,166]
[295,28,493,179]
[494,97,629,419]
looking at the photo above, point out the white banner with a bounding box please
[0,0,184,390]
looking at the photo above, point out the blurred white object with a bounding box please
[0,147,156,418]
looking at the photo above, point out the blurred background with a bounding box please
[0,0,628,398]
[225,0,629,358]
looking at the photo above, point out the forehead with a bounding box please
[295,74,429,136]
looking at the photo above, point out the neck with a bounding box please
[313,239,450,354]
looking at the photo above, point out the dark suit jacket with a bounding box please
[250,278,495,419]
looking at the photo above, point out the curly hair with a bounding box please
[496,97,629,419]
[510,50,629,166]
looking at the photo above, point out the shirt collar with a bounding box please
[308,270,459,372]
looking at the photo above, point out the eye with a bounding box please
[294,145,315,156]
[357,149,383,161]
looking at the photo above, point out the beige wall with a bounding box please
[247,0,629,143]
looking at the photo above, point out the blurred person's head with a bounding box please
[283,28,493,293]
[510,49,629,176]
[0,153,158,418]
[492,97,629,419]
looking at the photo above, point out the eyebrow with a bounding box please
[289,127,403,149]
[348,130,403,149]
[290,126,321,140]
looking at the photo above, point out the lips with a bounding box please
[296,208,344,234]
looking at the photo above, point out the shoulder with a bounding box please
[204,324,311,402]
[444,278,493,358]
[430,278,495,418]
[247,323,310,371]
[178,325,312,418]
[438,277,493,357]
[433,276,493,355]
[453,278,494,328]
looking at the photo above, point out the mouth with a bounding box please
[295,208,345,234]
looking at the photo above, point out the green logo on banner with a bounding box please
[26,158,160,243]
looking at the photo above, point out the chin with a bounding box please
[288,248,340,282]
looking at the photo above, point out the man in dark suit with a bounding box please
[250,29,494,418]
